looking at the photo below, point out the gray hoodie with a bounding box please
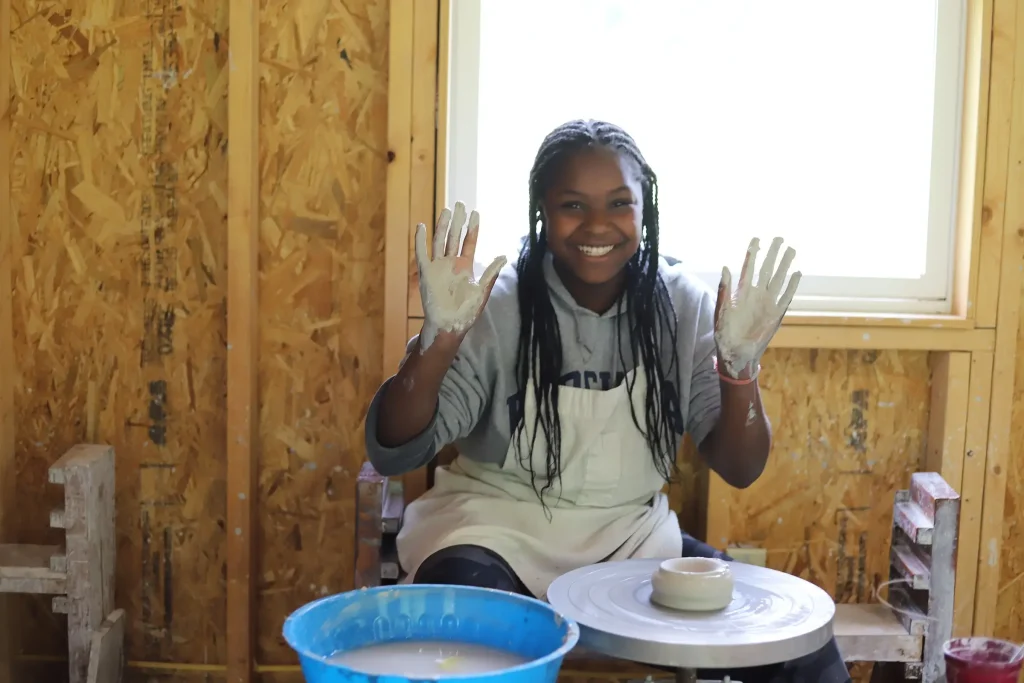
[364,253,722,476]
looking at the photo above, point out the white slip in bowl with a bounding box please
[649,557,734,611]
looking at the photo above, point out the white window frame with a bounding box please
[445,0,968,315]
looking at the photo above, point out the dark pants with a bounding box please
[414,537,851,683]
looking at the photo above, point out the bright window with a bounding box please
[446,0,967,314]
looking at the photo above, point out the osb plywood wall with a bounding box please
[4,0,389,674]
[704,349,931,602]
[7,0,233,667]
[1,0,1023,680]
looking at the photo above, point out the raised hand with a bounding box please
[414,202,507,352]
[714,237,801,379]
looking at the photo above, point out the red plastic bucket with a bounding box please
[944,638,1023,683]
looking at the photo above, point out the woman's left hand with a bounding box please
[714,237,801,380]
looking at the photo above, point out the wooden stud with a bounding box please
[925,353,971,487]
[975,0,1024,637]
[383,0,416,377]
[977,0,1014,328]
[0,0,14,675]
[226,0,260,680]
[397,0,442,506]
[409,0,439,259]
[436,0,452,221]
[954,351,994,635]
[955,0,995,320]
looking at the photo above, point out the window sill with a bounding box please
[405,314,993,352]
[782,311,975,330]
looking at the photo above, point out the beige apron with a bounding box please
[396,365,682,599]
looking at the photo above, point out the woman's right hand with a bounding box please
[414,202,506,353]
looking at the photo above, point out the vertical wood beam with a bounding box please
[925,353,971,486]
[226,0,259,679]
[0,0,16,677]
[435,0,452,222]
[383,0,415,378]
[955,351,993,635]
[957,0,994,320]
[974,0,1024,637]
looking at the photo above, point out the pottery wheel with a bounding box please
[547,559,835,670]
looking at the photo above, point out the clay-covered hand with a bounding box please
[414,202,506,353]
[713,237,802,379]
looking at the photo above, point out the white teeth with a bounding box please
[578,245,614,257]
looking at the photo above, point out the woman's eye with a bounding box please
[560,201,583,211]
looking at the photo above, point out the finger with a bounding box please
[479,255,507,293]
[757,237,783,290]
[776,270,802,313]
[738,238,759,294]
[715,266,731,329]
[414,222,430,273]
[433,206,452,258]
[446,202,468,257]
[460,210,481,263]
[768,246,796,299]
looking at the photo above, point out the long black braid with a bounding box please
[512,119,682,503]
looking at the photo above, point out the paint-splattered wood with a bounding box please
[50,445,116,683]
[919,478,959,683]
[881,474,959,683]
[382,480,405,535]
[893,497,934,546]
[85,609,124,683]
[910,472,959,521]
[355,462,386,589]
[355,462,406,588]
[890,543,930,591]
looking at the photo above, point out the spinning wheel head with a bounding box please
[547,559,835,670]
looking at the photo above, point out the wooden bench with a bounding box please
[0,444,125,683]
[355,464,959,683]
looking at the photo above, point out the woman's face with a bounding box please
[541,146,644,292]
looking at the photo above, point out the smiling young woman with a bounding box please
[367,119,843,683]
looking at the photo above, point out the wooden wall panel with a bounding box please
[7,0,229,666]
[254,0,389,665]
[705,350,931,601]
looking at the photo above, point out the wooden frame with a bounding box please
[226,0,260,681]
[0,0,15,677]
[381,0,1024,642]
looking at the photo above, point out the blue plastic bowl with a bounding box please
[283,584,580,683]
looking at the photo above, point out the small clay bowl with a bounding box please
[650,557,734,611]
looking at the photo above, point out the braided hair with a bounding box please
[512,119,682,503]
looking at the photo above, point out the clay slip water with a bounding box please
[328,640,528,677]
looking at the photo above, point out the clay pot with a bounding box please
[650,557,734,611]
